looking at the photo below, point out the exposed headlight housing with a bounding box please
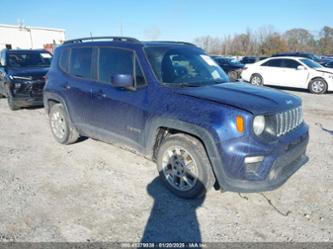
[253,115,265,136]
[14,83,21,88]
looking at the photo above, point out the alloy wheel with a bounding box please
[311,80,325,93]
[50,111,67,140]
[161,146,199,192]
[251,76,262,86]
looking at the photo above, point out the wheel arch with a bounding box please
[308,76,327,86]
[43,92,75,125]
[145,118,225,190]
[308,77,328,93]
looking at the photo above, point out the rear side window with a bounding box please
[59,48,70,72]
[98,47,133,83]
[70,47,93,79]
[261,59,282,67]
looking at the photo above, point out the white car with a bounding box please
[241,56,333,94]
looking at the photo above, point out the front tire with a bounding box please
[7,96,19,111]
[228,70,238,82]
[250,73,263,86]
[308,78,327,94]
[49,103,79,144]
[156,133,215,199]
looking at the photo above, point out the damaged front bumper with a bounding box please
[9,80,45,107]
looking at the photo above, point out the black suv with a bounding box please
[0,49,52,110]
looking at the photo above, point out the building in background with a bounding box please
[0,23,65,52]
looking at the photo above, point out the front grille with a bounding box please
[275,106,303,137]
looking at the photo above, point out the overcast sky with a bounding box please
[1,0,333,41]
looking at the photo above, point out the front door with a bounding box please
[278,59,309,88]
[89,47,148,149]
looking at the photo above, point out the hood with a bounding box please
[315,67,333,75]
[8,67,49,78]
[175,83,301,115]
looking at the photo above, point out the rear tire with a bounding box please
[250,73,263,86]
[49,103,79,144]
[156,133,215,199]
[308,78,327,94]
[7,96,19,111]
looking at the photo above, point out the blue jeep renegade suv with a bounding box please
[44,37,309,198]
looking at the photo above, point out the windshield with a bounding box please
[7,51,52,68]
[145,46,228,86]
[300,58,322,69]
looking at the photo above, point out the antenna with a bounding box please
[120,20,123,36]
[90,32,94,41]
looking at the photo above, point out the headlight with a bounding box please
[14,83,22,88]
[253,115,265,136]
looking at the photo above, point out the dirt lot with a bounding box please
[0,89,332,243]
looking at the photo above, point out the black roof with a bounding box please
[4,49,50,53]
[272,52,313,56]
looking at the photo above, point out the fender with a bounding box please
[144,117,228,189]
[43,91,74,125]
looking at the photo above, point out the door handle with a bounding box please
[92,90,106,99]
[62,83,71,90]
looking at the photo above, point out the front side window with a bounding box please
[7,51,52,68]
[98,48,133,83]
[261,59,282,68]
[70,47,93,79]
[145,46,228,86]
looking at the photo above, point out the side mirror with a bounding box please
[111,74,134,88]
[297,65,306,70]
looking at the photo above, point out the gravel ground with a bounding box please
[0,90,332,243]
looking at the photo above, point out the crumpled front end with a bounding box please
[8,75,46,107]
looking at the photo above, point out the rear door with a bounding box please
[63,46,96,132]
[259,59,284,85]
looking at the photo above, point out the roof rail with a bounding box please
[63,36,140,44]
[146,41,197,47]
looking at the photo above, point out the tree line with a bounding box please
[194,26,333,56]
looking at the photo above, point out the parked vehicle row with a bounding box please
[272,52,322,63]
